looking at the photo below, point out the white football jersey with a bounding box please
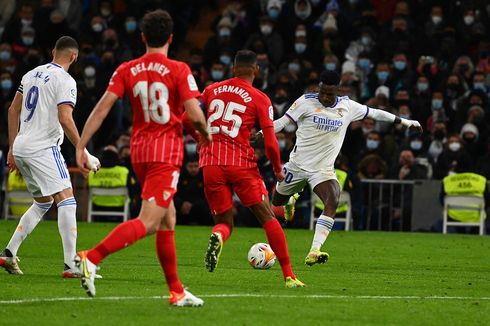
[285,93,368,173]
[13,63,77,157]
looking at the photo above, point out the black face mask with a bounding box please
[27,55,40,66]
[434,130,446,140]
[274,96,287,104]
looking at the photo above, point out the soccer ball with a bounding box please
[247,243,276,269]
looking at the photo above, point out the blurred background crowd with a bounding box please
[0,0,489,228]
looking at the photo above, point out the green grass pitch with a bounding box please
[0,220,489,325]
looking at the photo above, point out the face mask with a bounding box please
[434,130,445,140]
[92,23,103,32]
[211,70,224,80]
[219,55,231,65]
[274,96,287,104]
[1,79,12,90]
[84,66,96,77]
[428,141,443,158]
[185,143,197,154]
[349,0,359,4]
[410,140,423,151]
[22,36,34,46]
[100,8,111,17]
[362,127,373,135]
[219,27,231,37]
[464,15,475,25]
[473,82,486,91]
[260,25,272,36]
[125,21,137,32]
[448,142,461,152]
[377,71,389,81]
[0,51,10,61]
[325,63,336,71]
[361,36,371,45]
[358,58,370,69]
[268,8,280,19]
[366,139,380,150]
[417,82,429,92]
[295,30,306,37]
[311,0,321,5]
[399,114,410,119]
[21,19,32,26]
[394,61,406,71]
[463,136,475,143]
[431,16,442,24]
[296,10,309,20]
[278,139,286,150]
[295,43,306,54]
[288,62,300,72]
[431,99,443,109]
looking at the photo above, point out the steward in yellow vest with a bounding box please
[7,172,32,216]
[314,169,350,214]
[442,172,488,223]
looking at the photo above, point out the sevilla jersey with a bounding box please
[199,77,274,168]
[107,52,200,166]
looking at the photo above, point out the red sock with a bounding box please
[156,230,184,294]
[87,219,147,265]
[212,223,232,242]
[263,219,295,280]
[271,205,285,219]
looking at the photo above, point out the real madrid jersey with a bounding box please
[13,62,77,157]
[285,93,368,173]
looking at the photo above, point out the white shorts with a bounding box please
[14,146,72,197]
[275,161,338,196]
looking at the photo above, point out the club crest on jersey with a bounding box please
[337,108,343,117]
[163,191,172,201]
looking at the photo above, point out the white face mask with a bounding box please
[431,16,442,25]
[185,143,197,154]
[260,25,272,35]
[464,15,475,25]
[84,66,96,78]
[92,23,104,32]
[448,142,461,152]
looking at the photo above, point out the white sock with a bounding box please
[311,215,335,251]
[57,197,77,268]
[6,201,53,256]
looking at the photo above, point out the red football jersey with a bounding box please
[199,77,274,168]
[107,52,200,166]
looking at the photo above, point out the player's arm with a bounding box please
[58,104,81,147]
[366,108,423,132]
[75,91,118,174]
[258,103,284,182]
[6,91,23,172]
[183,98,211,144]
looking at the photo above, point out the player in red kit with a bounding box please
[201,50,304,288]
[74,10,211,306]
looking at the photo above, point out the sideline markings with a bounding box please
[1,294,489,305]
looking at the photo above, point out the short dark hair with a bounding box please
[319,70,340,86]
[140,9,173,48]
[54,36,78,51]
[234,50,257,67]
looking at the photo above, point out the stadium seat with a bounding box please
[87,187,130,223]
[310,191,352,231]
[442,195,485,235]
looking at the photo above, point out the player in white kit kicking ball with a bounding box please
[0,36,99,277]
[268,71,422,265]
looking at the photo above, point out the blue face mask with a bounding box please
[185,143,197,154]
[361,36,371,45]
[219,28,231,37]
[0,51,11,61]
[366,139,380,150]
[473,82,486,91]
[278,139,286,150]
[211,70,224,80]
[358,58,370,69]
[394,60,406,71]
[432,99,443,109]
[325,63,337,71]
[377,71,389,81]
[399,114,410,119]
[288,62,300,72]
[268,8,280,19]
[295,43,306,54]
[1,79,12,90]
[125,21,137,32]
[219,55,231,65]
[410,140,423,151]
[417,82,429,92]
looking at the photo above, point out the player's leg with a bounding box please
[203,166,234,272]
[271,163,305,221]
[0,195,53,275]
[52,187,79,277]
[157,201,203,307]
[305,178,340,266]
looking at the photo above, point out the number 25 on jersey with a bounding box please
[207,99,246,138]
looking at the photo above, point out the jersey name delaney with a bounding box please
[312,115,343,132]
[130,62,170,77]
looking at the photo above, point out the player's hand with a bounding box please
[76,147,91,178]
[202,131,212,145]
[400,118,423,133]
[6,149,19,174]
[254,130,264,142]
[274,170,285,183]
[85,149,101,172]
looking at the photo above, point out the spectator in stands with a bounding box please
[411,75,432,123]
[1,3,34,45]
[244,16,283,67]
[0,42,15,73]
[392,149,428,181]
[426,90,448,130]
[434,134,472,179]
[174,155,212,225]
[203,16,238,69]
[0,0,16,40]
[460,123,484,160]
[427,120,448,164]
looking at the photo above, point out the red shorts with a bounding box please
[133,162,180,208]
[202,165,268,215]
